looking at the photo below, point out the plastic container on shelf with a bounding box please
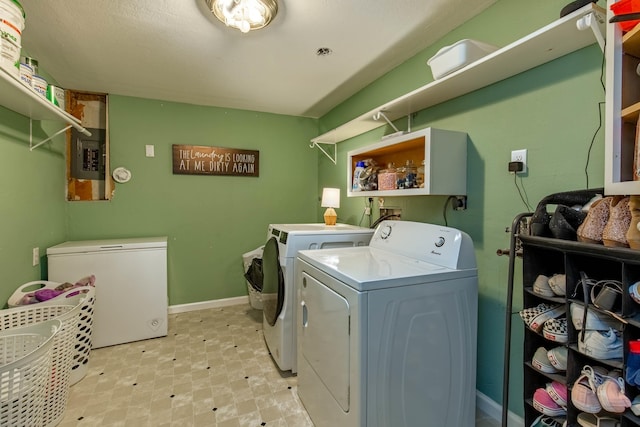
[352,161,366,191]
[378,163,397,190]
[610,0,640,32]
[427,39,498,80]
[0,319,61,427]
[31,74,47,97]
[18,61,30,86]
[7,281,96,386]
[398,160,418,189]
[417,160,425,188]
[0,0,25,78]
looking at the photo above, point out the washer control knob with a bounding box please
[380,225,392,239]
[435,237,445,247]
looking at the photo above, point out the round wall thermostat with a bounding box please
[112,167,132,183]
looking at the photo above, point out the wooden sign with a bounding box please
[172,145,259,177]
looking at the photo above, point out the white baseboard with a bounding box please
[477,391,524,427]
[168,296,249,314]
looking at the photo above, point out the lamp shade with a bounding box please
[321,188,340,208]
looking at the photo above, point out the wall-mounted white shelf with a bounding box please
[347,128,467,197]
[0,66,92,150]
[311,3,605,146]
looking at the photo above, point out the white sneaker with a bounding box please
[570,303,622,331]
[578,328,623,360]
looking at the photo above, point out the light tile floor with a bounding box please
[59,303,500,426]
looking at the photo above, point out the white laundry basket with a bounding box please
[7,281,96,386]
[0,319,61,427]
[0,291,87,427]
[243,246,264,310]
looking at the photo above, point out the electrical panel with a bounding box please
[70,128,106,180]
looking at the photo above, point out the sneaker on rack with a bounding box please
[631,395,640,416]
[532,347,558,373]
[570,303,622,331]
[520,303,565,333]
[547,346,568,371]
[546,381,568,408]
[577,328,623,360]
[597,375,631,413]
[533,388,566,417]
[543,318,568,343]
[548,274,566,296]
[572,366,607,414]
[530,414,565,427]
[533,274,555,297]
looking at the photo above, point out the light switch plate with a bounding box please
[145,145,155,157]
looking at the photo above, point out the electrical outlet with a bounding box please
[32,247,39,266]
[453,196,467,211]
[511,149,527,173]
[364,207,371,215]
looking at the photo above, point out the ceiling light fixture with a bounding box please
[205,0,278,33]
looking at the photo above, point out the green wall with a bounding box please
[0,109,67,304]
[317,0,606,416]
[65,96,319,306]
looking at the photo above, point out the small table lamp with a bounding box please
[321,188,340,226]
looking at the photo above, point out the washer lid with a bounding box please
[297,246,476,292]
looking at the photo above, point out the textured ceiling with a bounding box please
[19,0,496,118]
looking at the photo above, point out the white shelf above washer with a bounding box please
[311,3,606,146]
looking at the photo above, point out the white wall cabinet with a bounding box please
[605,0,640,195]
[347,127,467,197]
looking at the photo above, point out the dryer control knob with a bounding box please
[435,237,445,247]
[380,225,392,239]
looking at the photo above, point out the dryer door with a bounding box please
[262,237,284,326]
[300,272,351,411]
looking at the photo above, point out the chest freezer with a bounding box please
[47,237,168,348]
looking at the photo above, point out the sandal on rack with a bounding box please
[576,412,620,427]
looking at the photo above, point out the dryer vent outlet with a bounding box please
[379,207,402,219]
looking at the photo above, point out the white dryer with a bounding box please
[262,223,373,373]
[295,220,478,427]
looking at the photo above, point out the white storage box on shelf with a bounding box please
[0,319,61,427]
[0,294,84,427]
[7,281,96,385]
[427,39,498,80]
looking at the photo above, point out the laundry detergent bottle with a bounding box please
[352,161,366,191]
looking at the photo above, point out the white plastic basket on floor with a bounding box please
[0,293,85,427]
[7,282,95,386]
[0,319,61,427]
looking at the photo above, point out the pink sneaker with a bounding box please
[546,381,568,408]
[572,366,606,414]
[533,388,566,417]
[597,376,631,413]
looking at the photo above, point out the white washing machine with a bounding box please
[295,220,478,427]
[262,223,373,373]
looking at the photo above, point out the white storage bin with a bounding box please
[427,39,498,80]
